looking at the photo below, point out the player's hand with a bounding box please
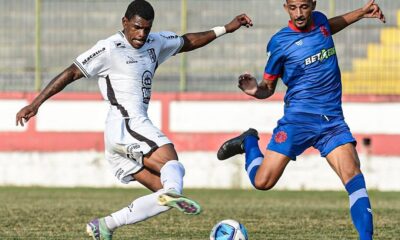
[16,104,38,126]
[361,0,385,23]
[238,73,258,96]
[225,14,253,33]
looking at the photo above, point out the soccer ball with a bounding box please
[210,219,249,240]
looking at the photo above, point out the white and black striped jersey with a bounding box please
[74,30,183,120]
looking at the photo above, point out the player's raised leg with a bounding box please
[86,144,200,239]
[217,128,263,187]
[326,143,373,240]
[217,128,290,189]
[217,128,259,160]
[86,168,166,240]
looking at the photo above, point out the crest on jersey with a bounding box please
[320,26,330,37]
[147,48,156,63]
[274,131,287,144]
[142,70,153,86]
[142,70,153,104]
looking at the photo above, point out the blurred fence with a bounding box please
[0,0,399,94]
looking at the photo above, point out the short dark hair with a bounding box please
[124,0,154,20]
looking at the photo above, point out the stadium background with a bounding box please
[0,0,399,190]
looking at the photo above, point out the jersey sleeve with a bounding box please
[313,11,332,34]
[264,37,284,81]
[73,40,111,78]
[157,31,184,64]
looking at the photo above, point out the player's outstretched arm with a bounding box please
[179,14,253,53]
[238,73,277,99]
[16,64,84,126]
[329,0,385,35]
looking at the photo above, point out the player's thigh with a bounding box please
[105,149,146,184]
[255,149,291,189]
[315,115,356,157]
[325,143,361,185]
[133,167,163,192]
[106,146,170,190]
[143,143,178,172]
[106,118,175,173]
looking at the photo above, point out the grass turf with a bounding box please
[0,187,399,239]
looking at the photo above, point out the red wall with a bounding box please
[2,92,400,155]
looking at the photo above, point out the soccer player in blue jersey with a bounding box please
[217,0,385,239]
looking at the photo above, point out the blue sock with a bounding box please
[345,174,373,240]
[243,135,264,187]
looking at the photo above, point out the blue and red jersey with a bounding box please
[264,11,342,116]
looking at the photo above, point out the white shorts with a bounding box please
[104,117,172,184]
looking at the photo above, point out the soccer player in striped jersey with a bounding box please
[217,1,384,239]
[15,0,253,239]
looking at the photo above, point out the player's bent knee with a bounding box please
[253,178,275,191]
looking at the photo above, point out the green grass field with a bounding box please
[0,187,399,239]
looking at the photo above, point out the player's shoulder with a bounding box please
[268,28,290,48]
[149,31,180,42]
[87,32,122,52]
[312,11,328,20]
[94,31,136,51]
[312,11,328,24]
[100,32,128,50]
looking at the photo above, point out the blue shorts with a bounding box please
[267,112,356,160]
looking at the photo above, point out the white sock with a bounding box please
[104,215,118,231]
[106,189,170,230]
[160,160,185,194]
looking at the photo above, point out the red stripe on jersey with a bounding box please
[264,72,280,81]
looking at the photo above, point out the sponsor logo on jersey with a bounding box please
[142,87,151,104]
[160,34,179,39]
[147,48,156,63]
[126,56,138,64]
[304,47,336,66]
[82,47,106,65]
[274,131,287,143]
